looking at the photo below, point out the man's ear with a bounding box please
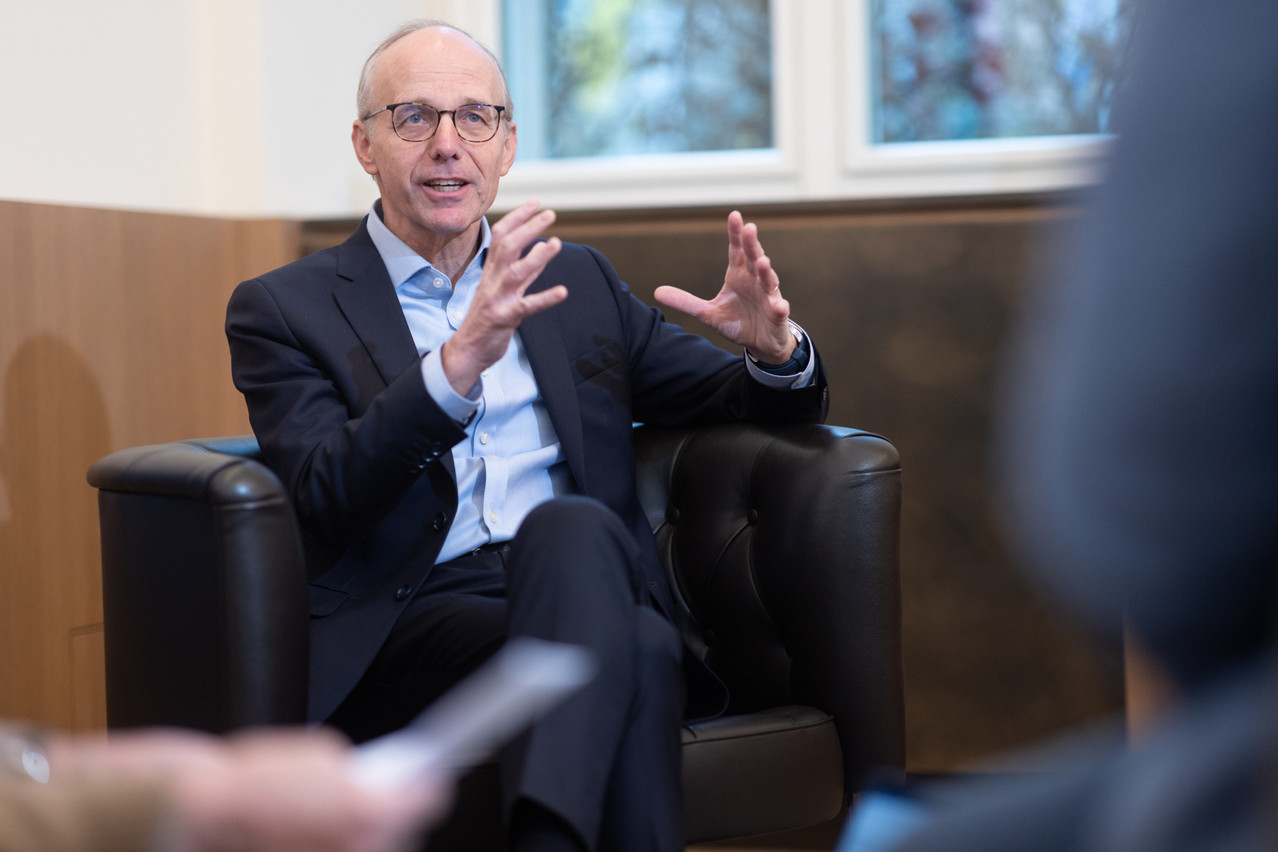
[499,121,518,177]
[352,120,378,177]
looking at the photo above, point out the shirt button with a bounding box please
[450,310,463,322]
[488,511,499,525]
[432,277,445,289]
[395,585,412,601]
[479,432,490,445]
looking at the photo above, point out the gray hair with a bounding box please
[355,19,513,122]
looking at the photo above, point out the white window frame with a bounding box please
[435,0,1113,211]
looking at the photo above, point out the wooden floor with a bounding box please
[687,816,845,852]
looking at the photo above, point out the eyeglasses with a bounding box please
[362,102,507,144]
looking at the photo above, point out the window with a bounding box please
[871,0,1137,144]
[503,0,773,160]
[481,0,1135,210]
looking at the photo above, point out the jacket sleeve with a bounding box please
[226,275,467,548]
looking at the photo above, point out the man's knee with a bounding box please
[513,498,637,584]
[521,496,628,541]
[503,497,649,634]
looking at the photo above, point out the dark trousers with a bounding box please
[329,496,686,852]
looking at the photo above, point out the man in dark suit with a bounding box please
[225,19,826,852]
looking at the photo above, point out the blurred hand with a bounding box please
[47,727,449,852]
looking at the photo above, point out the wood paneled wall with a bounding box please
[0,201,297,731]
[1,195,1125,772]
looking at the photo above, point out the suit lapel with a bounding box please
[520,291,589,494]
[331,221,457,484]
[332,222,421,388]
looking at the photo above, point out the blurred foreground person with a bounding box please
[841,1,1278,850]
[1,724,448,852]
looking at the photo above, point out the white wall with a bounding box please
[0,0,486,218]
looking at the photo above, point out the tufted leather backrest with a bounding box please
[633,423,904,783]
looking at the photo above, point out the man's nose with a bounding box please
[427,114,462,157]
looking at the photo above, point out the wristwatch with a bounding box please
[0,724,51,783]
[747,321,809,374]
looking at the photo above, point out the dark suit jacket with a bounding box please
[226,219,828,721]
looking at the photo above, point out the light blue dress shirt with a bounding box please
[364,202,815,564]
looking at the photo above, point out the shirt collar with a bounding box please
[365,199,491,290]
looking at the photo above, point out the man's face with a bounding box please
[353,27,517,259]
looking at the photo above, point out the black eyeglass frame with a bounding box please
[361,102,508,144]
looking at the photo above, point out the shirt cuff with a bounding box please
[744,321,817,391]
[421,349,481,426]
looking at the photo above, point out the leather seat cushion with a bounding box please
[681,705,844,842]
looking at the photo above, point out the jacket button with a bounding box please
[431,512,448,531]
[395,585,412,601]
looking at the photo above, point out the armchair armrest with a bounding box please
[87,438,308,732]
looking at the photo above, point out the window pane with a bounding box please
[871,0,1137,144]
[503,0,773,160]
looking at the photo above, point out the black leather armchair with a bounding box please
[88,423,903,846]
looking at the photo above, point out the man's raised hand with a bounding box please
[440,200,566,394]
[653,211,796,365]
